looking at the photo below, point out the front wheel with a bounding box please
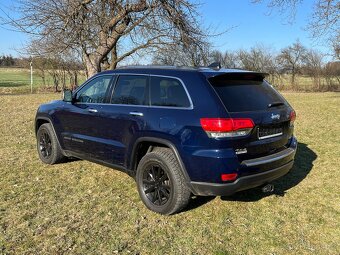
[36,123,66,164]
[136,147,191,215]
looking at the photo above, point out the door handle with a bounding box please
[129,111,144,117]
[88,108,98,113]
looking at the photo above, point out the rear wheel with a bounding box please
[136,147,191,215]
[37,123,66,164]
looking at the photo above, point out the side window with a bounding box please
[111,75,148,105]
[150,76,191,108]
[76,76,112,103]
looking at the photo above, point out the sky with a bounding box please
[0,0,330,57]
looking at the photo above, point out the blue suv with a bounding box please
[35,66,297,214]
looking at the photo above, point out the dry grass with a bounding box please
[0,92,339,254]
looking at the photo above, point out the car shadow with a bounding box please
[182,196,216,213]
[220,142,317,202]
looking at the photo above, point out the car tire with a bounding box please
[37,123,66,164]
[136,147,191,215]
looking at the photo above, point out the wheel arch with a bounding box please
[35,117,50,135]
[35,116,65,154]
[130,137,191,185]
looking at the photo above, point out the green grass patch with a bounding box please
[0,68,86,94]
[0,68,32,87]
[0,92,339,254]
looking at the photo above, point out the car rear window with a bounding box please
[208,75,285,112]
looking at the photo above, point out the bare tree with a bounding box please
[27,40,83,91]
[308,0,339,44]
[331,31,340,59]
[209,50,238,68]
[302,49,324,90]
[6,0,207,77]
[276,40,307,86]
[32,57,49,87]
[152,44,180,65]
[236,45,277,72]
[252,0,340,59]
[152,41,211,67]
[222,51,238,69]
[323,61,340,90]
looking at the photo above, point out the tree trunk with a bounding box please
[83,54,101,77]
[41,73,46,86]
[52,73,59,92]
[62,70,66,90]
[110,45,118,70]
[291,66,296,90]
[86,62,98,77]
[74,71,78,87]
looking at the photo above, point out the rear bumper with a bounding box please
[190,160,293,196]
[190,137,297,196]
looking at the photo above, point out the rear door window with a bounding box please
[111,75,148,105]
[208,74,286,112]
[150,76,191,108]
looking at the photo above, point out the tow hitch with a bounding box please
[262,183,274,193]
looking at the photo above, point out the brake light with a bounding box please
[289,110,296,126]
[221,173,238,181]
[200,118,254,138]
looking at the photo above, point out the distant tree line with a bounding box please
[31,56,84,92]
[0,55,16,67]
[2,0,338,91]
[2,38,339,92]
[0,54,84,92]
[153,40,340,91]
[22,56,83,92]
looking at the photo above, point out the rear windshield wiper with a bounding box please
[268,102,284,108]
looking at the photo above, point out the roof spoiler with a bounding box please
[208,72,269,81]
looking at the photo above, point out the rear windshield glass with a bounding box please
[208,77,285,112]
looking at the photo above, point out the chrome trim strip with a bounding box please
[74,103,193,110]
[258,132,283,140]
[241,147,295,167]
[88,108,98,113]
[74,73,194,110]
[129,111,144,117]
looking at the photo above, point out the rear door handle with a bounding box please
[88,108,98,113]
[129,111,144,117]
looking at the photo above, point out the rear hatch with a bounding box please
[207,72,295,162]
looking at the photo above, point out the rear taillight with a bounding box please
[200,118,254,138]
[221,173,238,181]
[289,110,296,126]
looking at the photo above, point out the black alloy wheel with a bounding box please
[36,123,66,164]
[39,130,52,159]
[136,147,191,215]
[142,164,171,206]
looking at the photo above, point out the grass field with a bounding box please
[0,92,339,254]
[0,68,86,94]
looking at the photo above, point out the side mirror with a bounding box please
[62,89,73,103]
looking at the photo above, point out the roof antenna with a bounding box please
[208,62,221,70]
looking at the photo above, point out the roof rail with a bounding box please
[117,65,197,70]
